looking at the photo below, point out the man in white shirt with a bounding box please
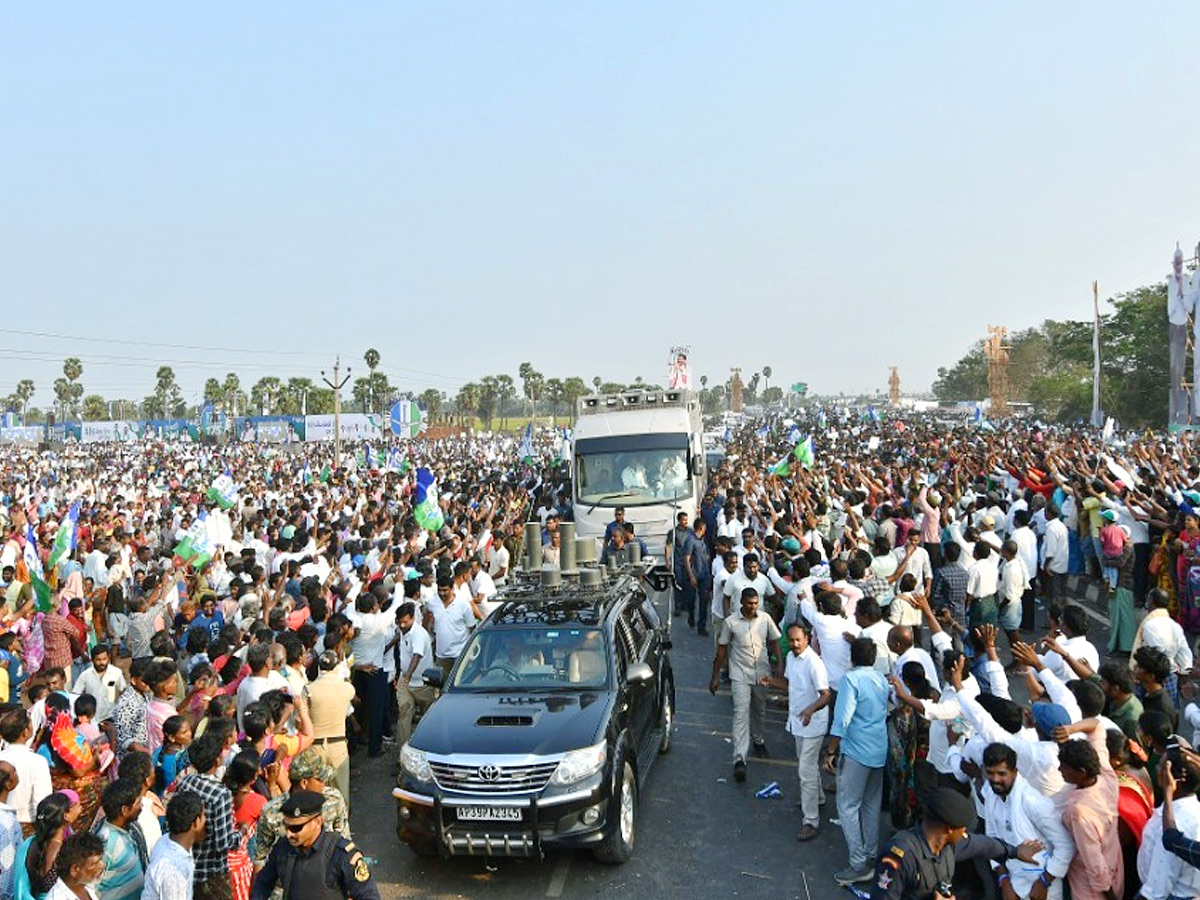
[0,710,52,829]
[996,540,1031,656]
[888,626,940,690]
[710,550,739,644]
[966,542,1000,629]
[722,554,776,621]
[892,532,933,596]
[391,602,436,750]
[72,644,127,722]
[1141,749,1200,900]
[468,557,500,619]
[1009,510,1039,631]
[799,591,861,691]
[760,623,830,841]
[428,577,477,677]
[1039,605,1100,683]
[1040,505,1070,604]
[1132,588,1193,700]
[235,643,289,731]
[951,661,1067,798]
[854,598,896,676]
[486,532,510,585]
[981,743,1075,899]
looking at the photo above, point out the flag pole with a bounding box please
[1090,280,1103,428]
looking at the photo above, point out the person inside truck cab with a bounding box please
[621,459,649,491]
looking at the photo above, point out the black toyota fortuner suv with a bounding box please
[394,568,674,864]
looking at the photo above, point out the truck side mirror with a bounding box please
[692,453,705,476]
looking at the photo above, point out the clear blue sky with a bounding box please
[3,3,1199,409]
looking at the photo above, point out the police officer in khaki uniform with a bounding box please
[250,790,379,900]
[871,788,1044,900]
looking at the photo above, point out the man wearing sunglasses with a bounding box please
[250,790,380,900]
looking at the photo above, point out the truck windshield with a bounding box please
[451,627,608,690]
[574,434,692,507]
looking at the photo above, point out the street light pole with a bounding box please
[321,358,352,469]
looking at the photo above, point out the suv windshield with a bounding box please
[451,627,609,690]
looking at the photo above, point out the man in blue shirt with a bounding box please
[824,636,889,887]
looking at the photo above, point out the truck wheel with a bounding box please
[593,756,637,865]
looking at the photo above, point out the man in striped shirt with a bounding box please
[94,778,148,900]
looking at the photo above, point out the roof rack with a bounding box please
[576,390,696,415]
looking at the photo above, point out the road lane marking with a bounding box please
[546,855,571,897]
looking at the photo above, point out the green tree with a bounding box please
[153,366,184,418]
[281,377,318,415]
[53,378,71,422]
[932,342,988,402]
[561,377,588,422]
[61,357,83,418]
[763,386,784,405]
[496,374,516,427]
[544,377,565,425]
[222,373,242,416]
[82,394,107,421]
[363,349,381,412]
[250,376,282,415]
[599,381,626,394]
[762,365,773,397]
[15,379,35,420]
[455,382,481,425]
[203,378,223,404]
[420,388,443,423]
[478,376,501,428]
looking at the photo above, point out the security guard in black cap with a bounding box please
[250,790,380,900]
[871,788,1045,900]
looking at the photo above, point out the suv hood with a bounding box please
[412,691,613,757]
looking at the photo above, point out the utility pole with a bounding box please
[321,357,352,469]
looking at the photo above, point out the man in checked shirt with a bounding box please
[174,731,238,900]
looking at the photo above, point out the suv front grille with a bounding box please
[430,760,560,794]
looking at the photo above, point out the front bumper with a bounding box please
[394,774,608,857]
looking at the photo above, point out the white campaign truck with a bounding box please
[571,389,706,556]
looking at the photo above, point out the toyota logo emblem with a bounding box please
[477,765,501,782]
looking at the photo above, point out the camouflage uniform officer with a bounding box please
[255,748,352,879]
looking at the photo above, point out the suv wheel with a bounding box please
[658,681,674,754]
[593,754,637,864]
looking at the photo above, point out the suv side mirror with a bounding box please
[422,666,445,689]
[692,453,705,476]
[626,662,654,685]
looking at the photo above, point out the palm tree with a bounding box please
[592,376,601,392]
[222,373,241,417]
[15,379,34,420]
[762,365,773,398]
[62,358,83,418]
[363,349,381,413]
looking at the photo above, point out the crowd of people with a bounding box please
[673,416,1200,899]
[0,430,566,900]
[4,414,1200,899]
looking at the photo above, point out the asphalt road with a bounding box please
[346,610,852,900]
[346,575,1116,900]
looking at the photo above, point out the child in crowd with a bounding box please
[152,715,193,794]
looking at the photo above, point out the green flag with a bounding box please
[319,464,332,483]
[794,435,815,469]
[30,573,53,613]
[767,457,790,477]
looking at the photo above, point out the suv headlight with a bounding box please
[549,741,607,786]
[400,744,433,782]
